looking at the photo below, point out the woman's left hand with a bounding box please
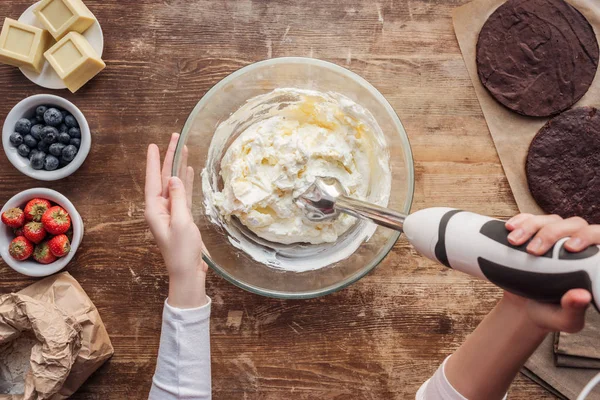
[145,133,208,308]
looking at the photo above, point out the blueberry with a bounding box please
[23,134,37,148]
[15,118,31,135]
[17,144,30,157]
[30,124,44,140]
[43,108,63,127]
[58,132,71,144]
[44,155,60,171]
[59,157,69,168]
[60,110,69,118]
[59,124,68,133]
[37,141,50,153]
[41,126,58,143]
[68,127,81,138]
[35,115,44,124]
[69,138,81,148]
[36,106,48,117]
[31,152,46,170]
[49,143,65,157]
[29,118,38,126]
[9,132,23,146]
[62,145,78,162]
[44,131,58,144]
[64,114,78,128]
[29,149,40,160]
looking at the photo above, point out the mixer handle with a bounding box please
[474,220,599,307]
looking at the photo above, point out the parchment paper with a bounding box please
[0,273,114,400]
[453,0,600,215]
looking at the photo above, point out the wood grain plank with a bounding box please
[0,0,553,398]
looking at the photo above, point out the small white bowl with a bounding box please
[0,188,84,277]
[2,94,91,181]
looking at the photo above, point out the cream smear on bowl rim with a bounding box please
[202,88,392,272]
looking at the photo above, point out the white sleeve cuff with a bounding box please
[164,297,212,322]
[416,356,508,400]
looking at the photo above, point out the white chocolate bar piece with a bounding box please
[45,32,105,93]
[0,18,52,73]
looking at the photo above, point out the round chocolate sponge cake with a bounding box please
[527,107,600,223]
[477,0,599,117]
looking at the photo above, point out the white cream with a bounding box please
[202,88,391,270]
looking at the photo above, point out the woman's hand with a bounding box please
[504,213,596,334]
[145,133,208,308]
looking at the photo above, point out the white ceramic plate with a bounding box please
[18,1,104,90]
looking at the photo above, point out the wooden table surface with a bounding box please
[0,0,555,398]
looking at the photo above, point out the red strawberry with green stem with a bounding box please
[24,199,51,222]
[23,222,47,244]
[48,234,70,257]
[9,236,33,261]
[2,208,25,228]
[33,242,57,264]
[41,206,71,235]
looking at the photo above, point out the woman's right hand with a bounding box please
[504,213,599,334]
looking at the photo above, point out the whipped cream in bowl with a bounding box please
[177,57,414,298]
[202,88,392,271]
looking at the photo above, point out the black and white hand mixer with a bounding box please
[295,177,600,309]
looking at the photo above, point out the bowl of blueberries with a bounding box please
[2,94,91,181]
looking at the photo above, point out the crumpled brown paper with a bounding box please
[0,272,114,400]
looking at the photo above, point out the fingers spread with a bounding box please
[565,225,600,252]
[162,133,180,198]
[186,166,194,211]
[527,217,588,255]
[179,145,189,183]
[145,144,163,200]
[169,177,190,225]
[507,214,563,246]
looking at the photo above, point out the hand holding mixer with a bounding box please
[295,177,600,309]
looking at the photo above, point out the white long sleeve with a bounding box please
[416,356,507,400]
[149,298,212,400]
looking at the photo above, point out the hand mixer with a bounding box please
[295,177,600,309]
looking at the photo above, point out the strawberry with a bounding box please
[41,206,71,235]
[9,236,33,261]
[24,199,51,222]
[33,242,57,264]
[48,234,71,257]
[13,227,24,236]
[2,208,25,228]
[23,222,47,244]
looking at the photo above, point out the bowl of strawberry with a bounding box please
[0,188,83,277]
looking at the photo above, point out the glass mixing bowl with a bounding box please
[174,57,414,299]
